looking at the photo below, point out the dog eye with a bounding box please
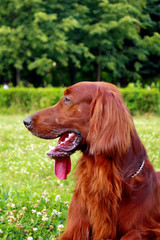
[63,96,72,104]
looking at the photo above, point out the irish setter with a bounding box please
[24,82,160,240]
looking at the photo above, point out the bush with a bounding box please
[0,87,64,114]
[0,86,159,115]
[120,87,160,115]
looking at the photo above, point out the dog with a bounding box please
[24,81,160,240]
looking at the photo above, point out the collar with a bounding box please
[131,160,145,178]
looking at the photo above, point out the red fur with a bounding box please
[27,82,160,240]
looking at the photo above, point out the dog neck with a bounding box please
[75,153,122,239]
[117,129,147,181]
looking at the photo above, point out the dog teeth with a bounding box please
[49,145,53,150]
[64,133,74,143]
[69,133,73,138]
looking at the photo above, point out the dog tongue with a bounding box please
[54,157,71,180]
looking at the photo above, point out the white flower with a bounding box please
[57,211,62,217]
[33,228,38,231]
[42,190,48,196]
[55,195,61,201]
[42,216,48,221]
[11,204,15,209]
[0,216,4,221]
[58,224,64,232]
[0,229,3,234]
[22,207,27,211]
[45,197,50,203]
[31,209,36,214]
[27,237,33,240]
[57,212,62,217]
[52,209,62,217]
[37,212,42,217]
[52,209,57,216]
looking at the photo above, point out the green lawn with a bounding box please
[0,115,160,239]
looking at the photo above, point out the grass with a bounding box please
[0,114,160,239]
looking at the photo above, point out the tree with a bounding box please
[0,0,94,86]
[78,0,148,84]
[0,0,159,86]
[138,0,160,85]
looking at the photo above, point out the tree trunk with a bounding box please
[119,76,128,87]
[96,49,102,81]
[96,61,101,81]
[16,69,21,86]
[68,59,77,85]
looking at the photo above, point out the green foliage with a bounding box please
[0,0,160,86]
[0,115,160,239]
[121,86,160,115]
[0,87,64,114]
[0,86,159,115]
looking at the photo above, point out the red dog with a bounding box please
[24,82,160,240]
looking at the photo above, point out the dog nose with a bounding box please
[23,117,32,128]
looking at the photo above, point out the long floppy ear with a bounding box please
[87,87,133,157]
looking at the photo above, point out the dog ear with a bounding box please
[87,87,133,157]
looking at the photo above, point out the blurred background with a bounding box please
[0,0,159,88]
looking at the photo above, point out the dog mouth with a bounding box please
[47,130,82,180]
